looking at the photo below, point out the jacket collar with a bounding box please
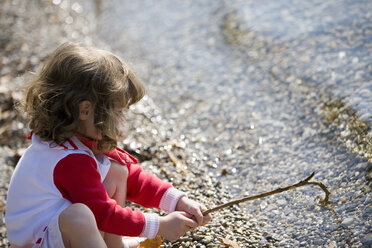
[30,133,138,166]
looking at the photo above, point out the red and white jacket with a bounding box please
[5,134,185,247]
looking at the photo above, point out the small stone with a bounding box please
[338,51,346,59]
[361,234,372,247]
[193,234,203,241]
[260,201,268,210]
[313,238,324,245]
[277,199,287,206]
[341,217,354,227]
[278,239,290,246]
[326,240,337,248]
[202,236,213,244]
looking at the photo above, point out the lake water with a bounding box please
[94,0,371,246]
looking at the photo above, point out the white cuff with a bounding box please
[159,187,187,213]
[139,213,159,239]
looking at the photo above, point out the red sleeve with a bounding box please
[104,147,173,208]
[53,153,145,236]
[126,163,173,207]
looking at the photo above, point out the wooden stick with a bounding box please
[203,172,330,215]
[166,149,186,173]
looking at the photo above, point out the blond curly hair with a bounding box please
[21,42,145,151]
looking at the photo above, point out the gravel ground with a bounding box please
[95,0,372,247]
[0,1,273,247]
[1,0,371,247]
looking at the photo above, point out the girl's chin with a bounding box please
[92,133,102,140]
[96,135,102,141]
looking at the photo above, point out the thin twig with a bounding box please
[203,172,330,215]
[165,149,186,173]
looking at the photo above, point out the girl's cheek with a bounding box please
[95,129,103,140]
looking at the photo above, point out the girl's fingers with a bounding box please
[198,204,211,225]
[200,204,208,212]
[180,212,198,228]
[189,204,211,226]
[182,212,194,219]
[185,217,198,229]
[193,207,204,225]
[202,213,212,225]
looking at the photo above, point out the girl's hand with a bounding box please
[158,211,198,241]
[175,197,212,226]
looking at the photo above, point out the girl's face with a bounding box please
[77,101,102,140]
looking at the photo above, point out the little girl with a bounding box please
[5,42,211,248]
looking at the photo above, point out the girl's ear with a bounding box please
[79,100,93,120]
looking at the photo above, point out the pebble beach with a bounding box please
[1,0,371,247]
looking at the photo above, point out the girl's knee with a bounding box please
[112,162,129,181]
[59,203,96,232]
[104,163,128,204]
[59,204,106,247]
